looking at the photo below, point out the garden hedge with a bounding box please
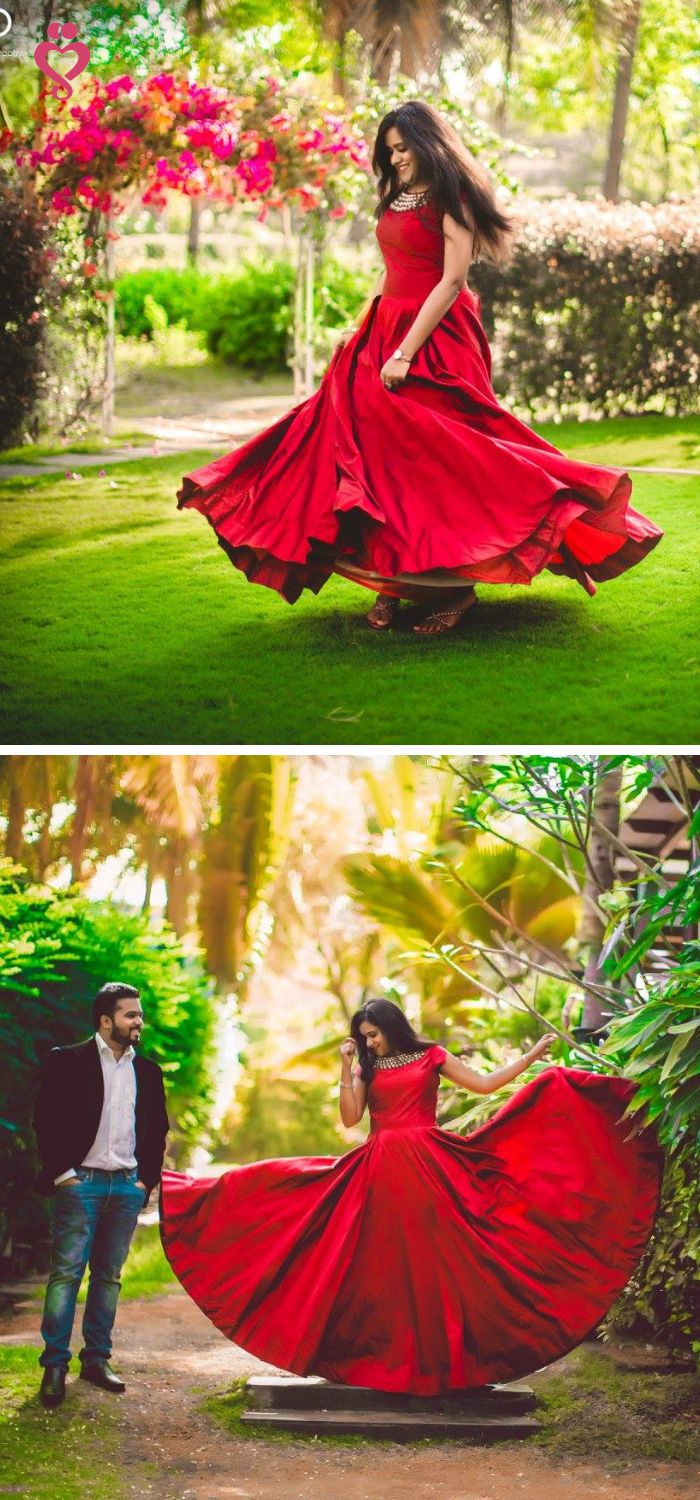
[471,196,700,419]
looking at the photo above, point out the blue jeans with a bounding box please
[39,1166,146,1370]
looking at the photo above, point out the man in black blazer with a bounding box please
[33,982,169,1409]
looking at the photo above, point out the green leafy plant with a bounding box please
[602,1143,700,1364]
[199,260,296,371]
[115,266,214,340]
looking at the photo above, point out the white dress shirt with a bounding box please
[54,1031,138,1184]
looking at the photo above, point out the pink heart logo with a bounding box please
[34,21,90,102]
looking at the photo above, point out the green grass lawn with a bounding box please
[1,414,698,744]
[0,1346,130,1500]
[208,1347,700,1466]
[0,433,154,465]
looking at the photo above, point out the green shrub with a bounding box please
[603,1144,700,1368]
[115,266,213,339]
[472,197,700,419]
[199,260,296,371]
[114,259,373,372]
[315,259,374,330]
[216,1070,349,1163]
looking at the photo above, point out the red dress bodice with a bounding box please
[375,200,446,300]
[366,1045,445,1132]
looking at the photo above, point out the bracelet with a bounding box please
[339,1081,355,1089]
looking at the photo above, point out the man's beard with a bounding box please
[111,1023,138,1048]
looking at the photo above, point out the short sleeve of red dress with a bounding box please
[431,1044,447,1069]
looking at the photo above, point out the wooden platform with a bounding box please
[241,1375,541,1441]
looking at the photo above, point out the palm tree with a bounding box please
[341,756,584,1027]
[198,755,295,991]
[321,1,444,89]
[0,756,71,879]
[119,755,217,934]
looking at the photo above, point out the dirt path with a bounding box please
[2,1288,697,1500]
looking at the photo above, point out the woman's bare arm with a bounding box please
[398,212,473,361]
[338,1041,368,1126]
[440,1034,556,1096]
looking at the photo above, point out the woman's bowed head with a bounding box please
[338,998,556,1126]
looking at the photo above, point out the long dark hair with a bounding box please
[350,998,432,1085]
[372,100,514,265]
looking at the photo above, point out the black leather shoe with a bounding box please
[79,1361,126,1393]
[40,1367,66,1408]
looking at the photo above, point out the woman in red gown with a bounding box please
[177,101,662,636]
[159,999,663,1396]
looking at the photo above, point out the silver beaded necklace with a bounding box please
[389,187,433,213]
[372,1050,426,1070]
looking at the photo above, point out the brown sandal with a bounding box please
[367,596,401,630]
[412,591,477,636]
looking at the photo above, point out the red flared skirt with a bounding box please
[159,1067,663,1395]
[177,289,662,603]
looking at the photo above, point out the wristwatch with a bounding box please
[392,347,411,363]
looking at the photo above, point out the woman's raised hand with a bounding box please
[529,1033,557,1062]
[339,1038,357,1059]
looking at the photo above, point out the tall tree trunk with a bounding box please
[5,782,26,862]
[579,762,623,1028]
[142,861,154,914]
[372,22,400,83]
[494,4,516,133]
[187,197,202,265]
[323,0,351,97]
[164,838,194,936]
[70,754,96,885]
[602,0,642,202]
[102,207,116,437]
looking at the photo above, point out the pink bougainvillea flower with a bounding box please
[329,204,347,219]
[82,262,98,276]
[105,75,136,99]
[269,111,292,132]
[147,73,177,98]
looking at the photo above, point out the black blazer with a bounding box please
[33,1037,169,1196]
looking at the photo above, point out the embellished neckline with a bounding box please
[372,1049,428,1070]
[389,187,433,213]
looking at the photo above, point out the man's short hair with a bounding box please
[92,982,141,1030]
